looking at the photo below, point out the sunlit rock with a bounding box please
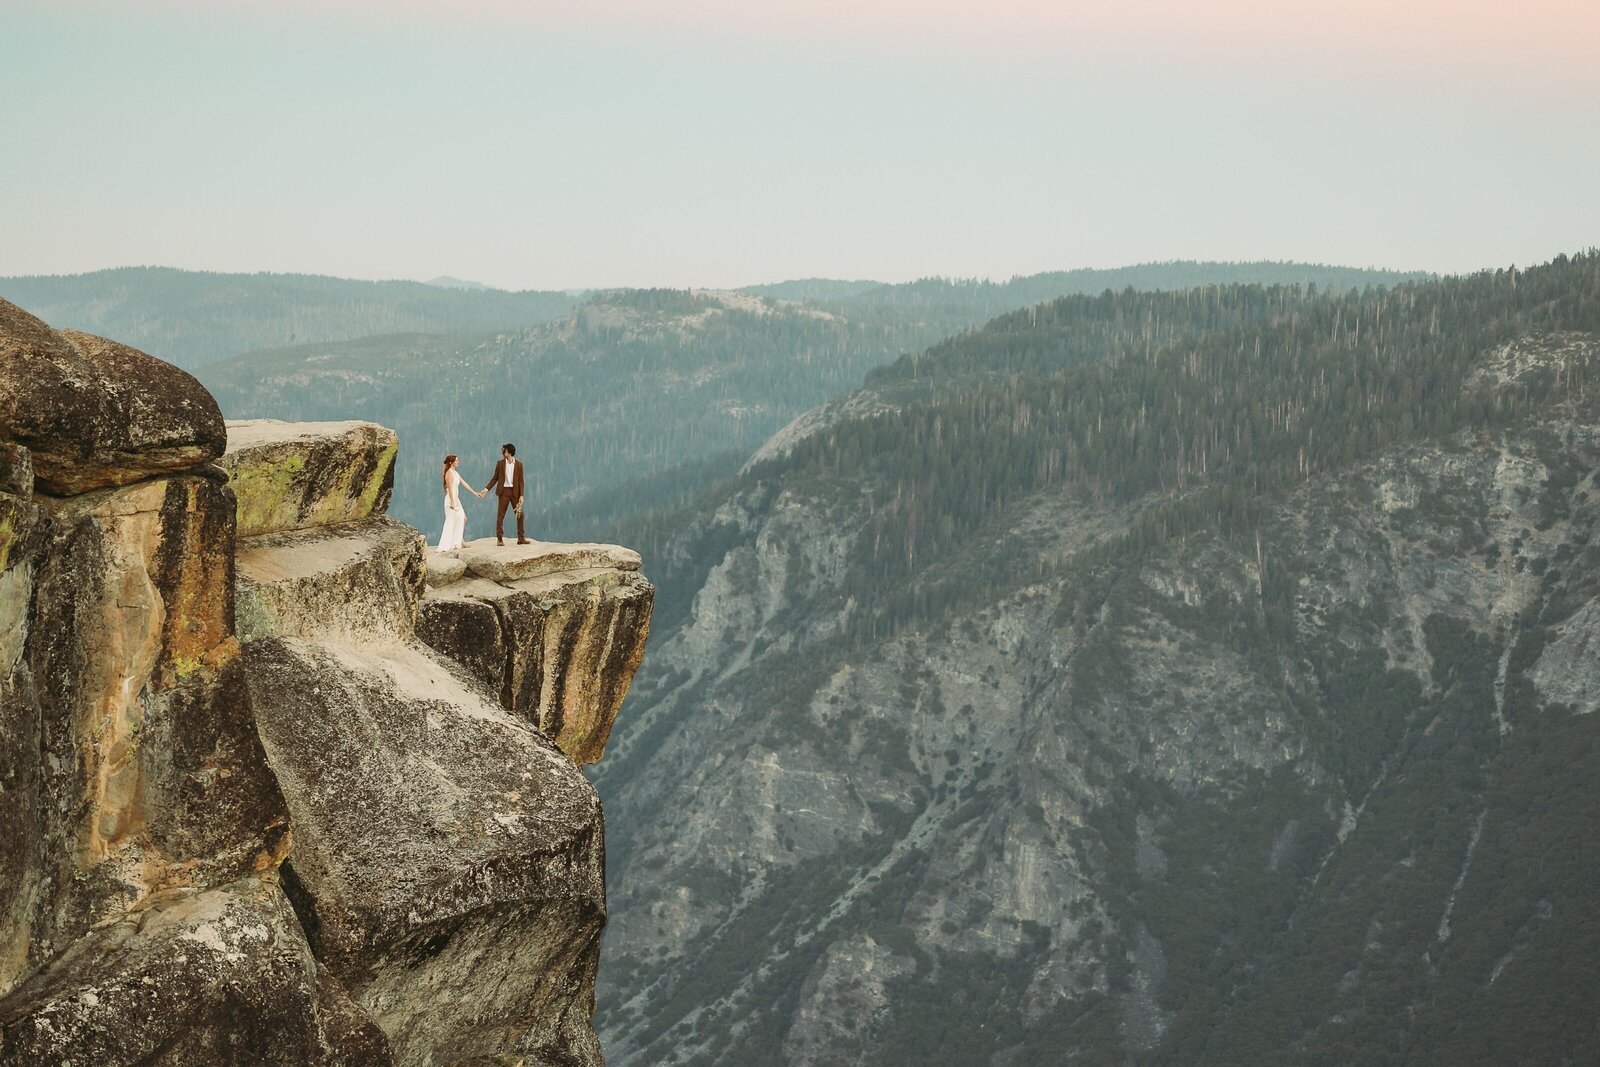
[220,419,397,537]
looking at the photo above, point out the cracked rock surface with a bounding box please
[0,306,652,1067]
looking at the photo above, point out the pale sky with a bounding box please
[3,0,1598,290]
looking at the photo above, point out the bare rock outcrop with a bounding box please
[0,299,225,495]
[219,419,397,537]
[0,877,391,1065]
[418,558,653,765]
[454,538,641,583]
[0,303,653,1066]
[243,638,606,1065]
[235,517,426,643]
[0,469,290,996]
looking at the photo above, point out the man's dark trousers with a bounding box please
[495,491,525,542]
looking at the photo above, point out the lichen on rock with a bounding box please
[0,876,391,1066]
[219,419,398,538]
[242,636,607,1066]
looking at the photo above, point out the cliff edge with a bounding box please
[0,299,653,1066]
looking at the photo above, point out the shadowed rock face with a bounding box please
[0,445,31,497]
[418,563,654,765]
[243,638,607,1066]
[219,420,398,538]
[0,299,225,495]
[0,308,652,1066]
[0,470,290,997]
[0,877,392,1066]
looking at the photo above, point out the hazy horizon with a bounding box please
[0,257,1446,295]
[4,0,1597,290]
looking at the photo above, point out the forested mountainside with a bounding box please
[590,253,1600,1065]
[198,289,920,536]
[792,261,1431,339]
[195,264,1413,538]
[0,266,576,367]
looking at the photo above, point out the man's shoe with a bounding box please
[517,538,531,545]
[497,539,505,546]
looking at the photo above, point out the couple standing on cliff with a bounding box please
[437,442,530,552]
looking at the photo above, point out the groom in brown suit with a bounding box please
[485,442,529,545]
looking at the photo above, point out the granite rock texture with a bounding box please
[455,538,641,583]
[0,877,392,1066]
[235,516,426,644]
[0,470,290,999]
[243,637,606,1066]
[0,298,225,496]
[219,419,397,538]
[0,308,651,1066]
[417,545,654,765]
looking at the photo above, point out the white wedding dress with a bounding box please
[438,468,468,551]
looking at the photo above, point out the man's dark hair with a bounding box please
[503,443,516,456]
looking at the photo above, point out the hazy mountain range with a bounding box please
[591,252,1600,1064]
[9,254,1571,1066]
[0,266,579,367]
[31,261,1415,536]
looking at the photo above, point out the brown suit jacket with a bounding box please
[486,458,526,501]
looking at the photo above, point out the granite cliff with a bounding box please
[0,299,652,1065]
[593,259,1600,1064]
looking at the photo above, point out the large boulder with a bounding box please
[242,637,607,1067]
[418,567,653,765]
[0,876,392,1065]
[220,420,397,537]
[235,517,426,644]
[0,299,225,496]
[1,473,290,996]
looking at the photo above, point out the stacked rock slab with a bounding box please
[0,299,355,1062]
[418,542,653,765]
[218,419,649,1066]
[221,419,397,538]
[0,299,654,1067]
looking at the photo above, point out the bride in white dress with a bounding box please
[438,453,485,552]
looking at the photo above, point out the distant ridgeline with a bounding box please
[0,266,579,368]
[589,252,1600,1066]
[165,261,1426,539]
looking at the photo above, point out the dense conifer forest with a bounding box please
[616,254,1600,638]
[590,251,1600,1066]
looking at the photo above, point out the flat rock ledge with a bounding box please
[236,516,426,644]
[220,419,397,537]
[450,537,642,584]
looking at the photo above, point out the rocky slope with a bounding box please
[592,258,1600,1064]
[0,299,652,1065]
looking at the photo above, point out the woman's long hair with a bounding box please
[443,454,457,496]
